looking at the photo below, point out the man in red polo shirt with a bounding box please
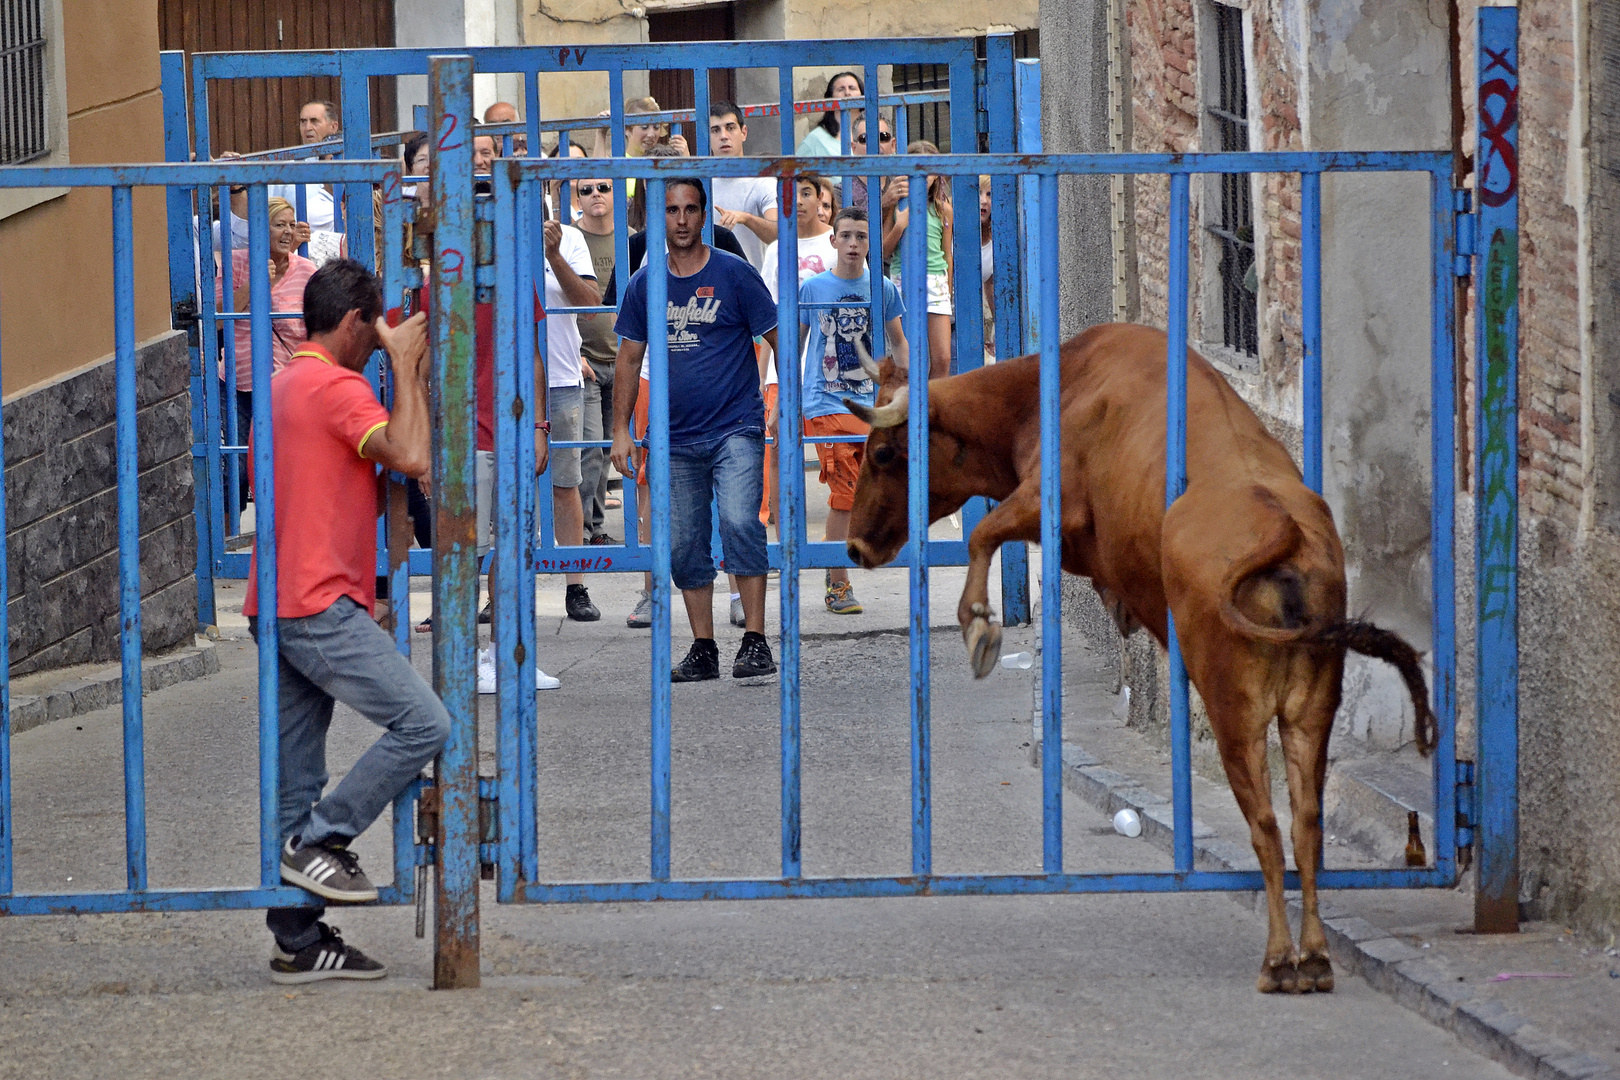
[244,258,447,984]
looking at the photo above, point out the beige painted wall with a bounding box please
[0,0,169,397]
[522,0,1037,151]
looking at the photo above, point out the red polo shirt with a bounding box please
[243,344,391,619]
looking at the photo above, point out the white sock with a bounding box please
[729,592,741,602]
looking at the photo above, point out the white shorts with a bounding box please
[925,271,953,316]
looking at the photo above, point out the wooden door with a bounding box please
[160,0,397,155]
[646,5,736,150]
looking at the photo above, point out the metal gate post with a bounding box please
[1473,6,1520,934]
[428,54,483,986]
[158,50,215,630]
[990,41,1030,627]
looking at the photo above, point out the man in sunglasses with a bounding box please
[574,178,622,551]
[848,115,898,275]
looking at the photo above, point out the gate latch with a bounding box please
[1454,758,1477,871]
[1453,189,1475,279]
[172,299,200,346]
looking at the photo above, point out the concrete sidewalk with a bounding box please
[1037,625,1620,1080]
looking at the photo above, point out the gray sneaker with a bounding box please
[729,596,746,628]
[280,837,378,903]
[627,590,653,628]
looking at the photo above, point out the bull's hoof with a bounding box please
[1257,958,1300,994]
[964,614,1001,679]
[1297,953,1334,993]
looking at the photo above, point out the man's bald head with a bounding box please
[482,102,526,155]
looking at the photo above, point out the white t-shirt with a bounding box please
[267,183,336,231]
[981,238,994,283]
[542,223,597,388]
[760,231,840,387]
[711,176,779,273]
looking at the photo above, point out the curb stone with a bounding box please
[9,638,221,735]
[1031,641,1620,1080]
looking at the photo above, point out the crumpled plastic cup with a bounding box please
[1113,808,1143,838]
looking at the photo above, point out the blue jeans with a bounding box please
[669,430,768,591]
[250,596,450,951]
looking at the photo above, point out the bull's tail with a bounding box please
[1313,621,1437,756]
[1216,489,1437,757]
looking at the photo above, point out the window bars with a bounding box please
[1205,3,1258,357]
[0,0,47,166]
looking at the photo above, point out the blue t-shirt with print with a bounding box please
[798,270,906,420]
[615,248,778,445]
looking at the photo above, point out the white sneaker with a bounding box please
[477,647,561,693]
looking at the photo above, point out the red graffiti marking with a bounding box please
[439,247,465,283]
[1482,46,1517,76]
[1479,78,1518,208]
[436,113,462,154]
[535,555,614,572]
[381,171,401,205]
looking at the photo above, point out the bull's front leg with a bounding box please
[959,481,1044,678]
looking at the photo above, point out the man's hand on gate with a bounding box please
[610,432,635,479]
[377,310,429,380]
[543,220,563,258]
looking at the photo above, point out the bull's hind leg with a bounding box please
[1207,692,1298,994]
[1277,668,1342,993]
[958,480,1043,678]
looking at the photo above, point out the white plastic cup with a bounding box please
[1113,808,1143,838]
[999,651,1034,670]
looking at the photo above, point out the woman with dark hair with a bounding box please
[796,71,864,158]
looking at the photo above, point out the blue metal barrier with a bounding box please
[0,159,422,916]
[166,39,1004,591]
[467,143,1477,904]
[3,36,1518,989]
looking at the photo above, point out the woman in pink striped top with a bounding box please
[215,196,317,506]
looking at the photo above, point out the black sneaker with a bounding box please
[269,923,387,985]
[589,533,618,546]
[477,600,492,625]
[671,638,720,682]
[566,583,601,622]
[280,837,378,902]
[733,631,777,680]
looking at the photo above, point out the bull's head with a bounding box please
[844,353,973,569]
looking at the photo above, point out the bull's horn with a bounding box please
[854,335,883,382]
[849,385,909,429]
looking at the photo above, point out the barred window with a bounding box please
[1,0,48,165]
[1203,2,1258,357]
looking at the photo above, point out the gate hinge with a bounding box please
[478,775,499,879]
[1453,189,1475,278]
[172,298,200,346]
[975,72,990,136]
[1454,758,1477,870]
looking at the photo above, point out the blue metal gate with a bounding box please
[0,17,1521,988]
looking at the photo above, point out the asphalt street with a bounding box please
[0,498,1516,1079]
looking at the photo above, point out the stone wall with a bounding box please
[3,330,197,675]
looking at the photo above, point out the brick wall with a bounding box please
[3,331,198,675]
[1511,0,1583,533]
[1128,0,1303,396]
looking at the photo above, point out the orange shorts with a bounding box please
[632,376,651,486]
[804,412,870,512]
[761,384,778,525]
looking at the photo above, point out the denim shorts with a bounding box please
[669,430,768,590]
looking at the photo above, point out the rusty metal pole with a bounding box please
[428,54,482,987]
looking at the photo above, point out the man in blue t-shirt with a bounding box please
[611,178,783,682]
[795,206,909,616]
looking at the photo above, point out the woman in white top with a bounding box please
[795,71,865,193]
[980,175,996,362]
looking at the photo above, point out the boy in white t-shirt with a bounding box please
[759,175,839,535]
[707,102,779,272]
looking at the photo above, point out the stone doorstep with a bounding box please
[8,637,221,735]
[1322,749,1439,868]
[1030,657,1618,1080]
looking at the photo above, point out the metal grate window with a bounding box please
[1,0,48,165]
[892,31,1040,154]
[1204,3,1257,357]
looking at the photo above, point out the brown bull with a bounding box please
[844,322,1435,994]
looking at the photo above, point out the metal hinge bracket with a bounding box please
[1453,188,1475,278]
[1454,758,1477,870]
